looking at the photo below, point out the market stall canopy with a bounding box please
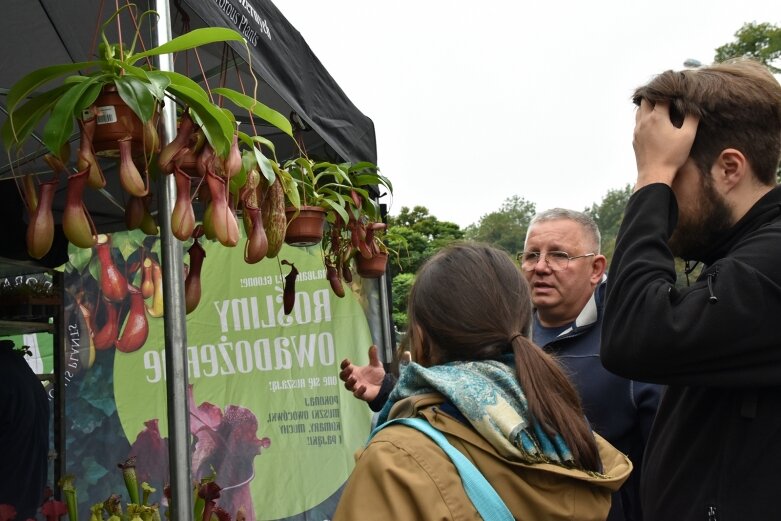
[0,0,377,269]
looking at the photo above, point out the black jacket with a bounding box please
[602,183,781,521]
[0,344,49,518]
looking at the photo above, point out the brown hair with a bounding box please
[407,242,600,471]
[633,58,781,185]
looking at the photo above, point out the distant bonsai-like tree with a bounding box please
[714,21,781,73]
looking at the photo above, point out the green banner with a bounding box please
[63,230,374,519]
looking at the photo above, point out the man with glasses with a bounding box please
[521,208,659,521]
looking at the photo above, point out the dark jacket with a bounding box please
[602,183,781,521]
[534,281,660,521]
[0,344,49,518]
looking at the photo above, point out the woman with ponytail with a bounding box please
[334,243,630,520]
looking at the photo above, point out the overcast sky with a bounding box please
[271,1,780,228]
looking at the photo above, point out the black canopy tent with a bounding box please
[0,1,388,515]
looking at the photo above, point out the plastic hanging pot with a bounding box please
[356,251,388,279]
[284,206,327,247]
[90,84,147,157]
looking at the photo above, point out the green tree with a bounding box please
[386,206,463,275]
[463,195,536,254]
[391,273,415,331]
[386,206,463,332]
[585,184,632,265]
[714,22,781,73]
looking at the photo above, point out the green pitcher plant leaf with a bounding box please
[43,76,105,156]
[276,163,300,209]
[348,161,379,172]
[212,87,294,138]
[117,63,171,101]
[320,195,350,224]
[251,134,277,158]
[114,75,158,123]
[351,172,393,194]
[156,70,212,102]
[1,84,69,147]
[362,197,382,221]
[130,27,245,62]
[141,70,172,100]
[230,164,248,195]
[238,135,276,185]
[255,147,277,185]
[241,148,256,173]
[312,161,351,184]
[6,61,101,113]
[237,130,255,150]
[165,83,234,157]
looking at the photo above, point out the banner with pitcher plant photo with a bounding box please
[60,228,375,519]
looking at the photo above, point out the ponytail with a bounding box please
[512,335,600,471]
[406,242,601,471]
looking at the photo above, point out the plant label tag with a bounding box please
[86,106,118,125]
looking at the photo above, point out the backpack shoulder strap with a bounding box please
[370,417,515,521]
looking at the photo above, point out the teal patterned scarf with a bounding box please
[377,356,576,466]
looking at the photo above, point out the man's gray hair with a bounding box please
[528,208,601,253]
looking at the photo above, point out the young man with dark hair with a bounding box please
[601,59,781,520]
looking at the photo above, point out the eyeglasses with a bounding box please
[517,251,596,272]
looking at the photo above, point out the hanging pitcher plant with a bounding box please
[0,4,249,260]
[3,5,243,160]
[1,3,392,316]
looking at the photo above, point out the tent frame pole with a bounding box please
[154,0,194,515]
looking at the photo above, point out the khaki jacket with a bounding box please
[333,394,632,521]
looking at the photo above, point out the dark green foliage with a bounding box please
[391,273,415,331]
[463,196,536,255]
[585,184,632,265]
[714,22,781,73]
[386,207,463,333]
[386,206,464,275]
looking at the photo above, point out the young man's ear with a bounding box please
[713,148,748,191]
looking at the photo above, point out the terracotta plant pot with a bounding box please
[284,206,326,246]
[356,251,388,279]
[90,85,146,157]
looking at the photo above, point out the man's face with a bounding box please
[523,219,604,327]
[669,158,734,259]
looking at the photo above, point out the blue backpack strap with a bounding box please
[370,417,515,521]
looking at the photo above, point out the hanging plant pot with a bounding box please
[356,251,388,279]
[284,206,327,246]
[89,85,146,157]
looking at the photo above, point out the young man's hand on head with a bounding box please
[633,99,699,190]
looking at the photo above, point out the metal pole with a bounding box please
[154,1,193,516]
[53,271,65,500]
[378,273,394,363]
